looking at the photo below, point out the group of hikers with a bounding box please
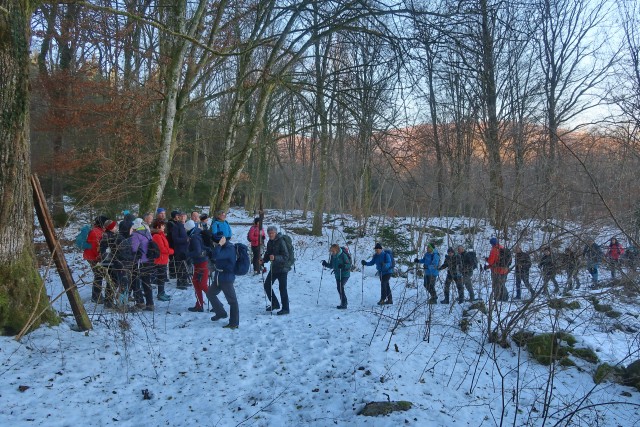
[81,208,635,327]
[81,209,294,329]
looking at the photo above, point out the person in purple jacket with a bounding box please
[130,218,155,310]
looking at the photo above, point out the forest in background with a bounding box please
[27,0,640,239]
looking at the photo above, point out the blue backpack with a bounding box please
[75,225,92,250]
[234,243,251,276]
[383,248,396,274]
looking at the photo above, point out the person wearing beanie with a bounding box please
[119,212,135,238]
[438,247,463,304]
[171,211,190,289]
[200,214,210,231]
[362,243,394,305]
[207,233,240,329]
[156,208,166,221]
[84,216,108,303]
[260,226,291,315]
[130,217,155,310]
[321,244,352,309]
[415,244,440,303]
[484,237,509,302]
[186,219,209,312]
[248,217,266,274]
[151,219,173,302]
[165,210,179,278]
[211,210,232,240]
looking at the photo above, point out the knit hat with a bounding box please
[171,210,181,219]
[132,218,145,231]
[185,220,196,232]
[199,213,209,222]
[156,207,166,214]
[489,237,498,246]
[95,215,109,227]
[105,220,117,232]
[212,231,224,243]
[374,243,383,250]
[253,217,261,224]
[267,225,277,233]
[426,243,434,251]
[447,247,454,254]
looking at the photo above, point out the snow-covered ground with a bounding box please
[1,209,639,426]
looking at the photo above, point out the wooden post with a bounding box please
[30,174,92,331]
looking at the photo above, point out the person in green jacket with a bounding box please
[322,244,352,309]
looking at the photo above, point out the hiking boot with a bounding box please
[457,298,464,304]
[377,299,386,306]
[428,297,437,304]
[188,306,203,312]
[385,298,393,305]
[440,298,449,304]
[222,324,238,329]
[276,309,290,315]
[157,293,171,302]
[144,305,154,311]
[336,304,347,309]
[135,302,146,309]
[265,305,280,312]
[211,313,228,321]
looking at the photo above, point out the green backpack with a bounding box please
[281,234,295,268]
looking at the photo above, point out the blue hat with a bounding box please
[122,210,130,216]
[156,207,166,214]
[489,237,498,246]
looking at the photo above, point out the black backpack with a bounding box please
[145,236,161,261]
[466,250,478,270]
[281,234,295,268]
[497,247,512,268]
[115,236,135,264]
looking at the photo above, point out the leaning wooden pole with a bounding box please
[30,174,92,331]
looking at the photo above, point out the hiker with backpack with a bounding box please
[130,218,156,311]
[248,217,266,274]
[414,244,440,304]
[118,211,135,238]
[207,232,239,329]
[83,215,108,304]
[438,247,463,304]
[260,226,292,315]
[322,244,352,309]
[457,246,477,301]
[483,237,509,302]
[514,245,534,300]
[561,247,581,291]
[606,237,625,279]
[212,210,233,240]
[583,239,602,287]
[151,219,173,302]
[185,220,209,312]
[98,219,120,308]
[362,243,394,305]
[539,246,560,295]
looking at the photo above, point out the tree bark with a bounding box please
[0,0,58,335]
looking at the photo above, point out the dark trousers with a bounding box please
[251,246,261,273]
[491,271,509,301]
[174,253,190,288]
[336,277,349,306]
[263,271,289,311]
[515,269,533,298]
[443,273,463,301]
[153,264,168,295]
[380,273,392,302]
[423,275,437,299]
[208,279,239,326]
[88,261,104,301]
[461,272,475,300]
[133,262,154,306]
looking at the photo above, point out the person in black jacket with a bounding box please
[562,247,581,291]
[438,247,464,304]
[260,226,291,315]
[514,245,534,299]
[208,233,239,328]
[185,220,209,312]
[171,211,190,290]
[457,246,477,301]
[539,246,560,295]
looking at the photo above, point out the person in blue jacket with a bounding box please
[361,243,393,305]
[207,232,239,329]
[322,244,351,309]
[211,210,232,240]
[415,244,440,304]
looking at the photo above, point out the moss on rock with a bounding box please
[359,401,413,416]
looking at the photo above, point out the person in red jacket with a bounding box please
[606,237,625,279]
[247,217,266,274]
[484,237,509,302]
[83,216,108,303]
[152,220,173,301]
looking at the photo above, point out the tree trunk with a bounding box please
[0,0,58,335]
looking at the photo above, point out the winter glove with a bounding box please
[414,258,420,263]
[361,260,366,266]
[322,260,328,268]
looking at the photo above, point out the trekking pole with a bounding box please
[361,265,365,305]
[317,263,325,305]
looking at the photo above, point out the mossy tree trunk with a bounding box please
[0,0,58,335]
